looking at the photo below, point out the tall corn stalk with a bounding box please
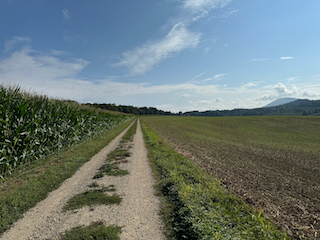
[0,85,129,178]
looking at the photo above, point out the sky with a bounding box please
[1,0,320,113]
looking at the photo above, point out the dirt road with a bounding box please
[1,119,165,240]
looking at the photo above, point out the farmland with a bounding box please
[141,115,320,239]
[0,85,131,178]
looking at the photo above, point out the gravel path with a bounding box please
[1,119,165,240]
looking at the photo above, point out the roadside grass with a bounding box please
[141,121,289,240]
[60,221,121,240]
[141,115,320,239]
[63,189,121,212]
[0,118,134,236]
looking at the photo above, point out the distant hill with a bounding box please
[183,99,320,117]
[264,98,298,107]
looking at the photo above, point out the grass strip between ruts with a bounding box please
[0,118,135,236]
[62,189,121,212]
[141,121,289,240]
[60,221,121,240]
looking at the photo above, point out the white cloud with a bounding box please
[189,73,226,84]
[273,82,289,93]
[62,8,70,20]
[279,56,293,60]
[286,76,298,82]
[203,47,210,54]
[302,89,320,98]
[242,81,261,88]
[249,58,270,62]
[4,36,31,52]
[0,47,89,87]
[190,69,212,81]
[1,44,319,113]
[187,98,226,111]
[213,73,226,79]
[183,0,231,16]
[114,23,201,76]
[181,93,192,98]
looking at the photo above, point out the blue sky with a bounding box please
[1,0,320,112]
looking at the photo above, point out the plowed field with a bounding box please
[141,116,320,239]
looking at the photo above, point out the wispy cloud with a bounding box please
[242,81,261,88]
[182,0,231,14]
[4,36,31,52]
[113,0,232,76]
[213,73,226,79]
[63,32,87,43]
[249,58,270,62]
[62,8,70,20]
[190,68,212,81]
[286,76,299,82]
[189,73,226,84]
[114,23,200,76]
[203,47,210,54]
[279,56,293,60]
[182,0,232,22]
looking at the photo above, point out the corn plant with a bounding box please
[0,85,130,178]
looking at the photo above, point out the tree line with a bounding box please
[84,103,176,115]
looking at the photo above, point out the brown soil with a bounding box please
[148,125,320,240]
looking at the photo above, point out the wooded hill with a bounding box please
[85,99,320,117]
[182,99,320,117]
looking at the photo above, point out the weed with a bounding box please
[60,221,121,240]
[93,172,104,179]
[101,164,128,176]
[107,149,131,161]
[88,182,99,188]
[100,185,116,192]
[63,190,121,211]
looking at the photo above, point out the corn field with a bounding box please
[0,85,130,178]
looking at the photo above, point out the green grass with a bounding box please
[89,182,100,188]
[121,119,137,142]
[141,120,289,240]
[63,190,121,212]
[107,149,131,161]
[93,172,104,179]
[141,115,320,154]
[98,163,129,176]
[92,120,137,179]
[60,221,121,240]
[0,118,134,236]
